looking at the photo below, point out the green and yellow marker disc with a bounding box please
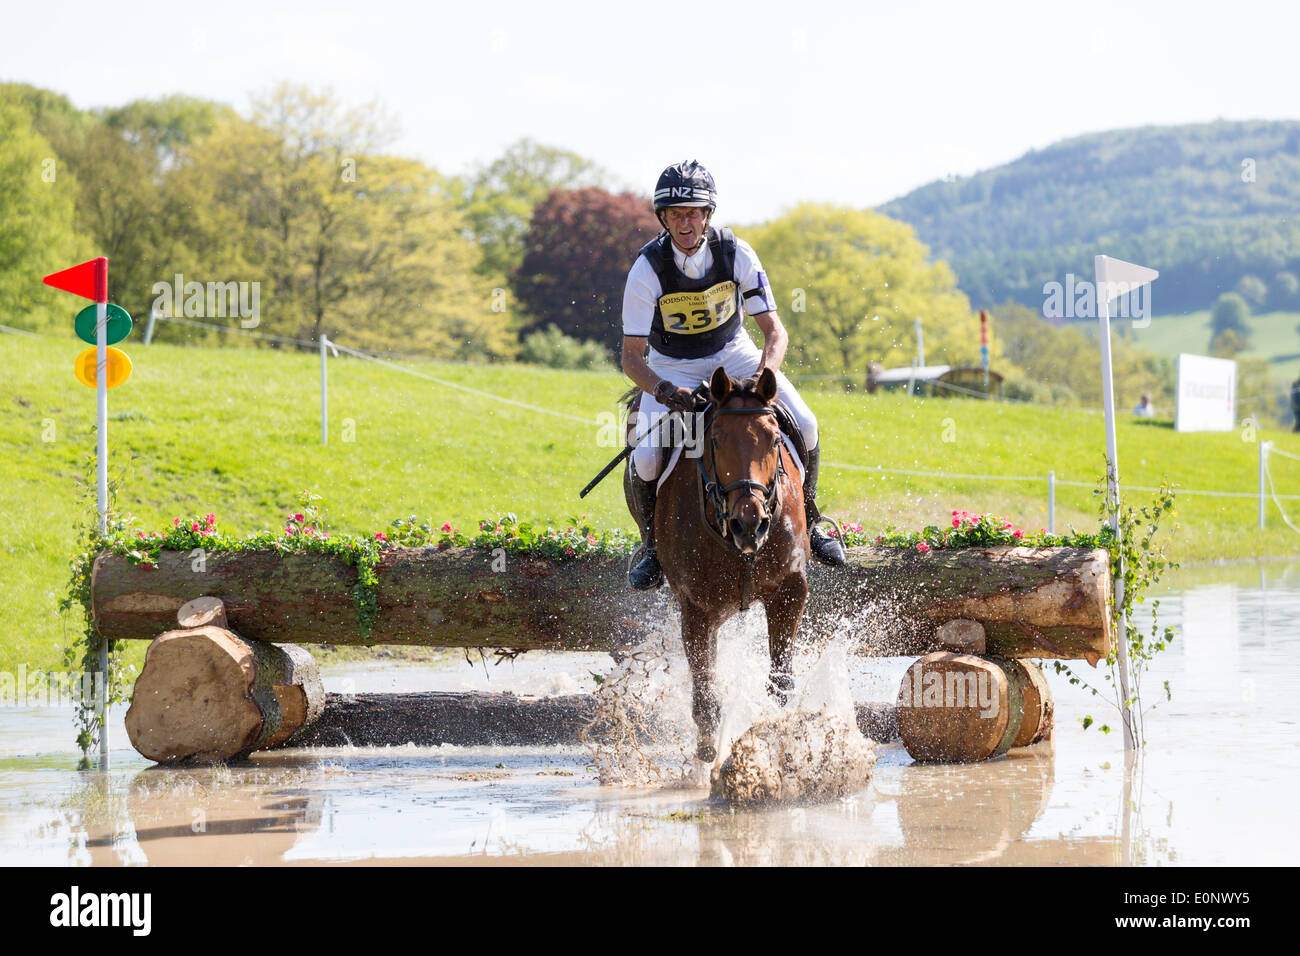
[74,346,133,389]
[74,303,133,346]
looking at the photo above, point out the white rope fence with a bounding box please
[1263,442,1300,535]
[59,313,1300,525]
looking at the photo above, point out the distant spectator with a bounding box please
[1133,393,1155,417]
[1291,376,1300,432]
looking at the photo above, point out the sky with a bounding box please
[6,0,1300,224]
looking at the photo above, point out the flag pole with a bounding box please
[1095,255,1136,751]
[94,257,110,770]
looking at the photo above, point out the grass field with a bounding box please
[1130,308,1300,393]
[3,329,1300,675]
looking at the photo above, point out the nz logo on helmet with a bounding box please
[669,187,700,199]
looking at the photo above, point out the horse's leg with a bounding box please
[762,574,808,707]
[680,602,720,762]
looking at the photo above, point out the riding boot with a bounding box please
[628,469,664,590]
[803,445,847,566]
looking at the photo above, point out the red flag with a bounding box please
[43,257,107,302]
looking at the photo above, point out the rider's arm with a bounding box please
[752,310,789,375]
[621,336,662,395]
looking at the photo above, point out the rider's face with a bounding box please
[663,205,709,253]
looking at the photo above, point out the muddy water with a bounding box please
[2,560,1298,866]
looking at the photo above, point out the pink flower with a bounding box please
[564,546,576,557]
[1012,530,1024,539]
[586,535,597,545]
[441,522,453,532]
[293,513,304,523]
[173,517,181,527]
[375,532,388,541]
[191,522,200,532]
[875,536,884,544]
[205,513,216,524]
[140,562,155,570]
[916,542,930,553]
[952,518,961,527]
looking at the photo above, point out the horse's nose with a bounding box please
[729,514,771,553]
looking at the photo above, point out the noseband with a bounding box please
[695,401,785,541]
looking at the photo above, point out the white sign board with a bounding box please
[1175,353,1236,432]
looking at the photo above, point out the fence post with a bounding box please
[320,334,329,446]
[1048,470,1056,534]
[1260,441,1270,529]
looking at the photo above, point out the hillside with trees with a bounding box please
[880,120,1300,314]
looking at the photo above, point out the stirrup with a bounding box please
[808,515,847,567]
[628,544,663,590]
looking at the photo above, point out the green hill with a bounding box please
[3,330,1299,675]
[880,120,1300,314]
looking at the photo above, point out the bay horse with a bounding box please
[626,366,810,762]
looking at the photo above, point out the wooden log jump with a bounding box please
[92,545,1111,660]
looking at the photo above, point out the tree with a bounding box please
[464,139,612,277]
[172,85,513,359]
[745,204,984,385]
[0,92,85,333]
[1210,328,1247,357]
[1270,270,1299,310]
[1210,292,1251,348]
[1234,274,1268,309]
[513,187,661,356]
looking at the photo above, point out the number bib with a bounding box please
[658,280,738,335]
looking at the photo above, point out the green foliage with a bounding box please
[880,120,1300,313]
[745,204,982,384]
[1210,292,1251,343]
[0,91,85,333]
[1052,483,1180,745]
[513,187,661,355]
[982,302,1174,411]
[520,324,613,370]
[464,139,612,277]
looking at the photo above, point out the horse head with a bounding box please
[705,365,786,555]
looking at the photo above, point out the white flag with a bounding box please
[1094,254,1158,304]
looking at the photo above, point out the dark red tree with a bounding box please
[513,187,662,356]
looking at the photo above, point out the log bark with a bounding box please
[279,693,901,748]
[92,545,1110,660]
[124,627,323,764]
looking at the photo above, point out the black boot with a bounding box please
[803,445,847,566]
[627,469,664,590]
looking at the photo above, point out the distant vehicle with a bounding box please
[866,363,1004,398]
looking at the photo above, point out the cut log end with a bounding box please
[177,596,228,630]
[125,626,322,764]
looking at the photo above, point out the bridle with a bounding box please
[695,396,785,542]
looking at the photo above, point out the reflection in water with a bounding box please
[1,559,1298,865]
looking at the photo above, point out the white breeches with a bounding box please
[631,331,818,482]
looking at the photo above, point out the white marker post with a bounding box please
[320,334,329,445]
[93,259,109,770]
[44,256,132,772]
[1094,254,1158,752]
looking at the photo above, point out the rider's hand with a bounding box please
[654,380,695,414]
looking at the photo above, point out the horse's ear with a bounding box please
[709,366,731,404]
[756,367,778,404]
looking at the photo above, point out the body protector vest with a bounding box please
[639,226,743,359]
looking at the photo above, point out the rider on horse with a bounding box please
[620,159,847,589]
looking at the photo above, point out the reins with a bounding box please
[695,398,785,543]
